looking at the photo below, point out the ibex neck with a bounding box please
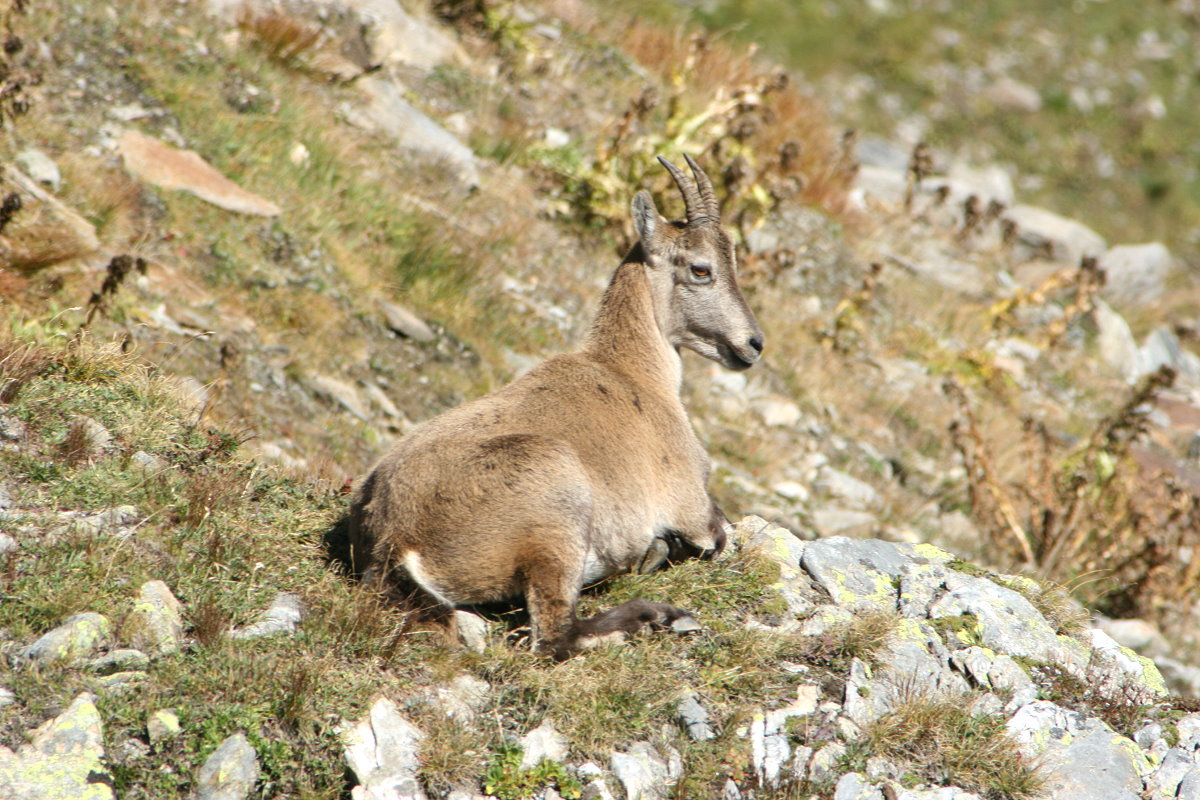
[583,252,682,393]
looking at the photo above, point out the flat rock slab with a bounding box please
[119,131,281,216]
[0,692,114,800]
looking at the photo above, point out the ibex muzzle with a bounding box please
[346,155,763,659]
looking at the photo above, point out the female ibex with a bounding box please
[347,156,763,658]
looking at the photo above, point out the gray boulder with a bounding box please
[126,580,185,656]
[195,733,259,800]
[1006,700,1149,800]
[346,77,480,191]
[1003,205,1107,265]
[18,612,112,665]
[1098,242,1173,308]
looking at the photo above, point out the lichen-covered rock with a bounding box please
[195,732,259,800]
[147,709,181,748]
[18,612,112,665]
[125,580,185,656]
[1006,700,1149,800]
[0,692,114,800]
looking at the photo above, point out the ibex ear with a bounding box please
[631,190,662,252]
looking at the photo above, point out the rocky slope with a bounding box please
[2,0,1200,798]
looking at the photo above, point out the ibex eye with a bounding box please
[690,265,711,279]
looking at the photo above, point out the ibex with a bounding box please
[347,156,764,659]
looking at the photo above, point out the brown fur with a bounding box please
[347,157,763,658]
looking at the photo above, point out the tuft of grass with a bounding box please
[865,694,1043,798]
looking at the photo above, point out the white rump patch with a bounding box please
[403,551,456,606]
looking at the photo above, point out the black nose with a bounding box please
[749,335,764,354]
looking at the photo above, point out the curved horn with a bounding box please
[657,155,709,227]
[684,154,720,223]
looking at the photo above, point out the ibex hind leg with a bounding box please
[553,599,696,660]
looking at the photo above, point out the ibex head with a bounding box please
[631,155,764,371]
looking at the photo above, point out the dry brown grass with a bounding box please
[236,6,323,65]
[866,693,1042,798]
[0,331,50,402]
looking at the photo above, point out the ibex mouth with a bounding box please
[723,345,759,372]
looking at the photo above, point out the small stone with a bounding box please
[73,415,112,452]
[95,670,148,693]
[670,615,702,634]
[581,779,615,800]
[126,580,186,656]
[119,130,281,216]
[814,467,879,508]
[307,374,371,422]
[0,415,25,441]
[131,450,168,472]
[340,696,427,800]
[677,692,715,741]
[15,148,61,190]
[1091,300,1140,380]
[754,397,802,428]
[454,610,488,652]
[0,533,16,555]
[147,709,181,748]
[427,673,490,721]
[985,77,1042,113]
[520,719,568,769]
[19,612,112,665]
[382,301,436,342]
[772,481,810,502]
[88,648,150,675]
[69,505,139,536]
[1146,747,1193,796]
[228,592,303,640]
[0,686,14,707]
[811,508,878,537]
[196,732,259,800]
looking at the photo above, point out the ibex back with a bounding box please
[347,155,764,659]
